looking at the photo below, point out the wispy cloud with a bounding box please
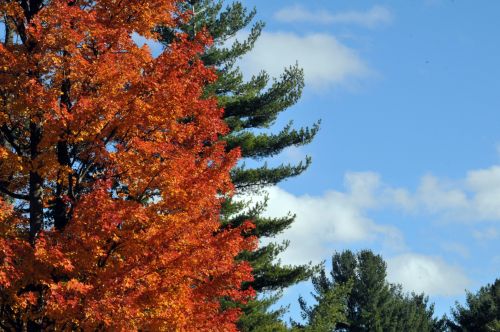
[394,166,500,222]
[387,254,470,296]
[237,31,371,90]
[441,242,471,259]
[473,227,499,240]
[274,5,393,28]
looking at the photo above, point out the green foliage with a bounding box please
[292,277,351,332]
[158,0,318,328]
[237,295,290,332]
[224,122,319,161]
[448,279,500,332]
[231,158,312,191]
[295,250,443,332]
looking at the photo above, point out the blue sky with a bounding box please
[235,0,500,321]
[2,0,497,323]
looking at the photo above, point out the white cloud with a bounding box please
[383,187,416,211]
[274,5,392,28]
[348,165,500,223]
[390,166,500,222]
[465,166,500,220]
[243,163,500,266]
[387,254,470,296]
[240,162,500,296]
[415,175,469,214]
[237,31,370,90]
[244,172,404,266]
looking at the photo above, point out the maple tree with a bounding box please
[0,0,256,330]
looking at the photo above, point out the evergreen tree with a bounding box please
[448,278,500,332]
[158,1,318,329]
[295,250,443,332]
[292,273,351,332]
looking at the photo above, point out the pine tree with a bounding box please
[295,250,443,332]
[158,1,319,329]
[292,273,351,332]
[448,278,500,332]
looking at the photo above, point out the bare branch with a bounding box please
[0,183,29,200]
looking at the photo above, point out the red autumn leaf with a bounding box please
[0,1,255,330]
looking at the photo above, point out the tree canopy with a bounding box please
[0,0,255,330]
[448,278,500,332]
[294,250,443,332]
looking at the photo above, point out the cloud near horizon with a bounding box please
[240,162,500,296]
[274,5,393,28]
[242,164,500,266]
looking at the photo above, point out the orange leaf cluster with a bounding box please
[0,0,255,330]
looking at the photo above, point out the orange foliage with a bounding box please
[0,0,255,330]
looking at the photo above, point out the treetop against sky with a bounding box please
[235,0,500,319]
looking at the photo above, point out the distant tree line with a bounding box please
[291,249,499,332]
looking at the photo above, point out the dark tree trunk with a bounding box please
[54,140,71,230]
[54,75,72,231]
[4,16,15,45]
[27,319,42,332]
[29,122,43,245]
